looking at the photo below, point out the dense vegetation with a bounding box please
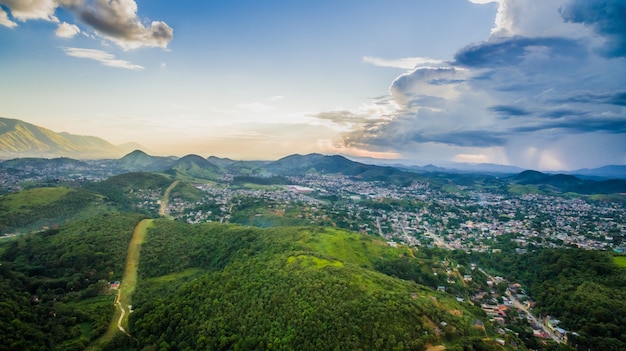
[474,249,626,350]
[0,213,145,350]
[126,221,506,350]
[85,172,173,214]
[0,187,107,234]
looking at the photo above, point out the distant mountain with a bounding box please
[0,117,143,158]
[512,170,626,194]
[0,156,88,169]
[115,150,176,172]
[265,153,418,184]
[566,165,626,179]
[206,156,237,168]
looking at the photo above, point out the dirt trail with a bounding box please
[159,180,180,217]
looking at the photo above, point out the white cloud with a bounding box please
[0,0,173,49]
[78,0,173,49]
[0,0,59,22]
[469,0,594,39]
[363,56,446,70]
[0,7,17,27]
[63,47,144,70]
[269,96,285,101]
[56,21,80,38]
[334,0,626,169]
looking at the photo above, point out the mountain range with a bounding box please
[0,117,143,158]
[1,117,625,179]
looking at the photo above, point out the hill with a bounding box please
[84,172,174,214]
[129,221,508,351]
[567,165,626,179]
[265,153,418,184]
[0,187,109,234]
[511,170,626,194]
[165,154,221,180]
[114,150,176,172]
[0,117,142,159]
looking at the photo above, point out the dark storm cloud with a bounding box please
[512,116,626,134]
[411,130,508,147]
[555,91,626,106]
[453,36,585,67]
[489,105,532,118]
[560,0,626,57]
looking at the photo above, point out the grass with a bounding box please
[613,256,626,268]
[0,187,71,212]
[286,255,344,269]
[148,268,204,285]
[298,227,414,268]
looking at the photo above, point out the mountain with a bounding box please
[0,117,143,158]
[115,150,176,172]
[567,165,626,179]
[512,170,626,194]
[165,154,221,180]
[265,153,418,184]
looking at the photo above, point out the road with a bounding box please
[478,268,562,344]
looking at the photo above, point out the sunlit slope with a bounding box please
[131,221,509,351]
[0,187,108,234]
[0,117,138,158]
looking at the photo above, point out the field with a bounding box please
[0,187,71,211]
[613,256,626,268]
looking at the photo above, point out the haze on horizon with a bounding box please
[0,0,624,170]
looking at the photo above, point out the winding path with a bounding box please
[92,180,180,349]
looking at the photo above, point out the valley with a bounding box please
[0,151,625,350]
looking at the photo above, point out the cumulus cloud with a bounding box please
[63,47,144,70]
[323,0,626,170]
[56,21,80,38]
[78,0,173,49]
[0,0,60,22]
[0,0,173,49]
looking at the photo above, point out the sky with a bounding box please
[0,0,624,170]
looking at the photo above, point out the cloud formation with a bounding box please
[362,56,446,70]
[63,47,144,70]
[56,21,80,38]
[560,0,626,57]
[0,0,173,49]
[78,0,173,49]
[321,0,626,170]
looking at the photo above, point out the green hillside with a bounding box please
[0,187,109,234]
[85,172,173,214]
[0,117,132,158]
[0,213,146,351]
[127,221,509,351]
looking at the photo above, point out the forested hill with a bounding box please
[0,216,514,351]
[129,221,510,351]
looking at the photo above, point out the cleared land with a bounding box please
[159,180,180,217]
[89,218,153,350]
[614,256,626,268]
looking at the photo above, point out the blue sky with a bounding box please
[0,0,624,170]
